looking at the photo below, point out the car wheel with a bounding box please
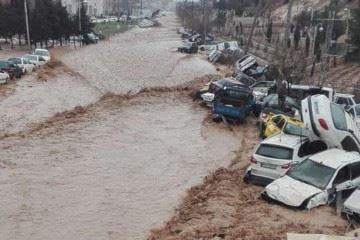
[243,171,252,184]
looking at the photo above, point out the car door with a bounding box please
[350,162,360,188]
[265,115,282,137]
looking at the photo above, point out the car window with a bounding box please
[355,105,360,116]
[254,82,267,88]
[277,119,286,129]
[341,136,360,152]
[284,123,306,137]
[287,159,335,190]
[351,162,360,179]
[272,115,282,125]
[256,144,293,160]
[331,104,347,131]
[337,97,349,105]
[333,166,351,185]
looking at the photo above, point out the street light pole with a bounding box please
[24,0,31,50]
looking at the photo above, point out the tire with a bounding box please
[243,171,252,184]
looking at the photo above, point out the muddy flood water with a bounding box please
[0,13,243,240]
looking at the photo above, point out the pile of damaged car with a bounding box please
[245,93,360,225]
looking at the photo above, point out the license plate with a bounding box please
[261,163,277,169]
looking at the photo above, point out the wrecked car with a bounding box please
[343,186,360,223]
[178,42,198,54]
[262,149,360,209]
[244,134,318,185]
[254,94,300,117]
[212,84,255,123]
[234,55,257,74]
[260,113,305,139]
[247,65,269,79]
[302,95,360,152]
[250,81,276,101]
[334,93,359,110]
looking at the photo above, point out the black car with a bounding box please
[0,60,23,78]
[82,33,98,45]
[254,94,300,116]
[178,42,198,54]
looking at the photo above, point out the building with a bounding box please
[61,0,106,16]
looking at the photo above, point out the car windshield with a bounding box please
[283,123,307,137]
[256,144,293,160]
[35,50,49,57]
[185,42,193,47]
[287,159,335,190]
[25,55,37,61]
[0,61,9,67]
[8,58,21,64]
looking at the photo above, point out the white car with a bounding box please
[23,54,46,68]
[8,57,35,74]
[302,95,360,152]
[334,93,358,109]
[343,187,360,222]
[33,48,51,62]
[0,71,10,84]
[347,104,360,129]
[244,134,319,185]
[262,149,360,209]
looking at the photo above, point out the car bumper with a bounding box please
[244,167,275,186]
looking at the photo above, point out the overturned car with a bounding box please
[302,95,360,152]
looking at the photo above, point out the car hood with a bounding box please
[265,175,323,207]
[344,188,360,214]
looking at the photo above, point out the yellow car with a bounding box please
[260,113,304,139]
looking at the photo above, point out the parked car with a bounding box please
[0,60,23,78]
[178,42,198,54]
[334,93,358,109]
[33,48,51,62]
[254,94,300,117]
[82,33,98,45]
[212,84,255,123]
[262,149,360,209]
[343,187,360,223]
[23,54,46,68]
[0,71,10,84]
[260,113,305,139]
[244,134,321,185]
[301,95,360,153]
[8,57,35,74]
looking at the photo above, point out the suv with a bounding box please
[244,134,323,185]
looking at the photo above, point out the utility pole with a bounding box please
[24,0,31,50]
[191,0,194,33]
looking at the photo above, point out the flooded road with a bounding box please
[0,94,242,240]
[0,13,243,240]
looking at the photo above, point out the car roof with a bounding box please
[261,133,307,148]
[310,149,360,169]
[35,48,48,51]
[335,93,354,98]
